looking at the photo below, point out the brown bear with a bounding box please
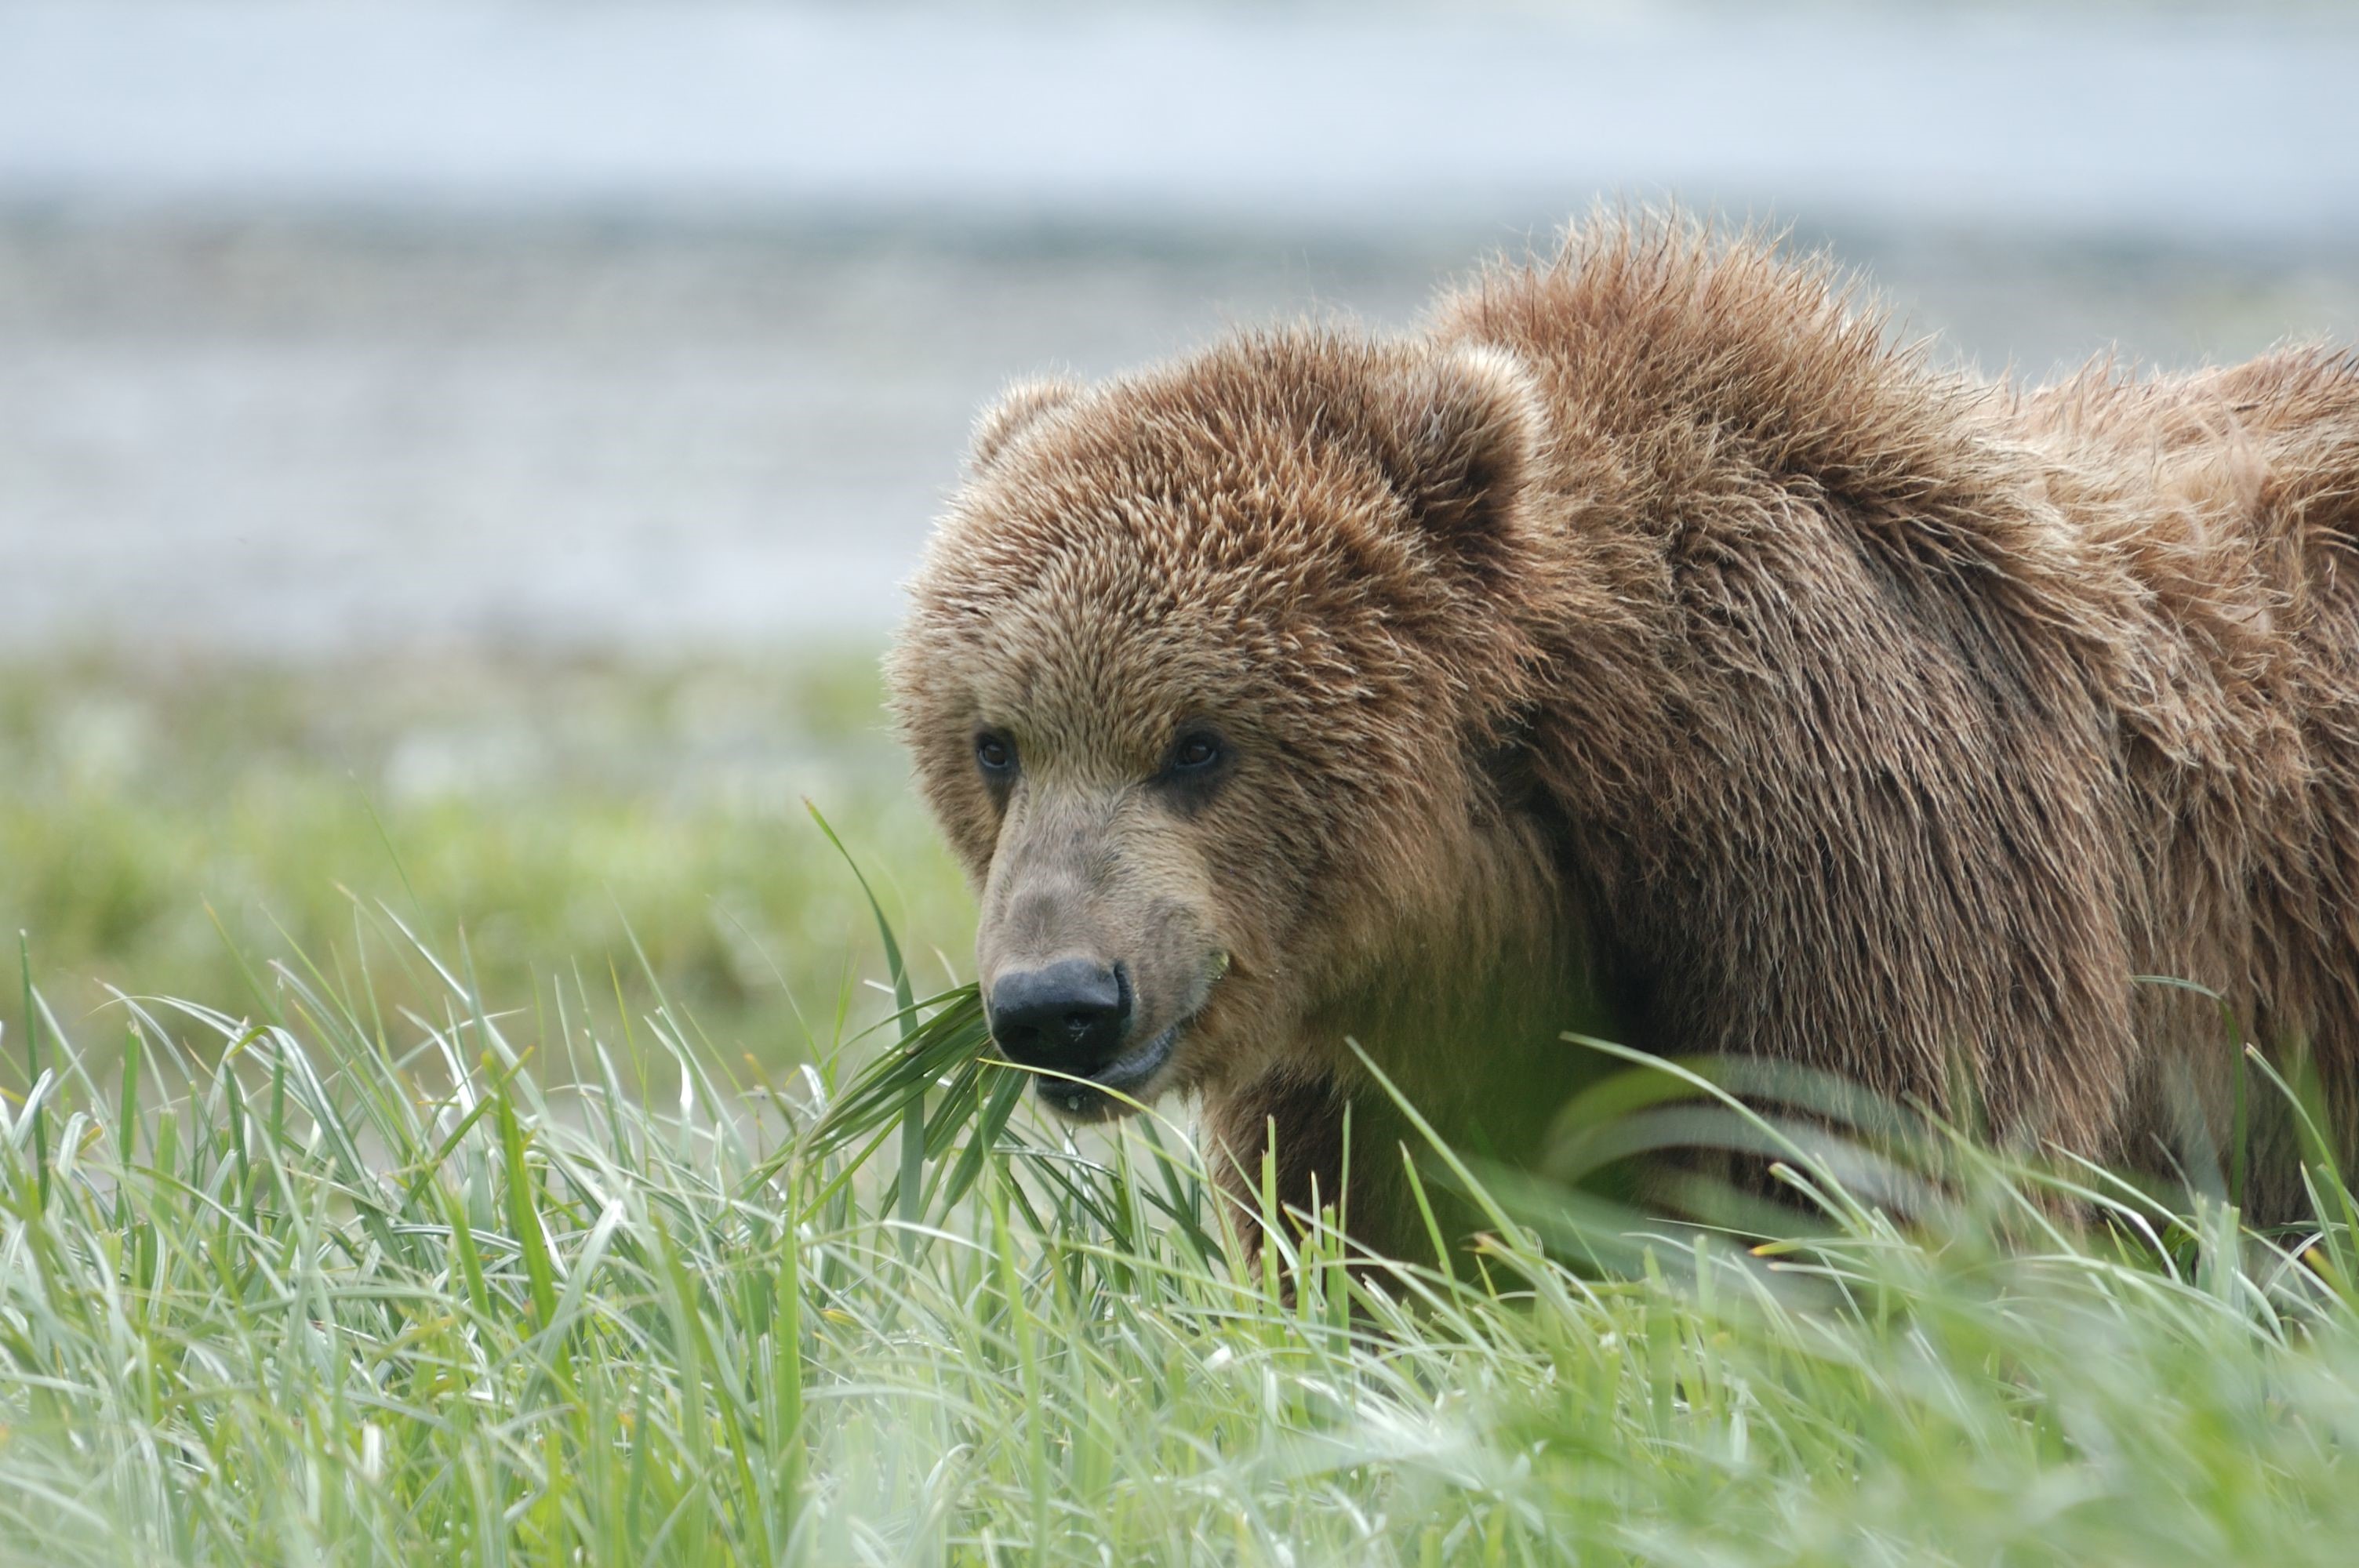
[889,215,2359,1251]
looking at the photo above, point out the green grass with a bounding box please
[7,657,2359,1564]
[8,902,2359,1563]
[0,655,972,1071]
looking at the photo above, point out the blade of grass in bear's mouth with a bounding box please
[805,984,993,1160]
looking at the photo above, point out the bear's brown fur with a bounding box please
[890,216,2359,1249]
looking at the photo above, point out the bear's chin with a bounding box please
[1033,1018,1186,1123]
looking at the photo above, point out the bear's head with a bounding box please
[889,331,1566,1122]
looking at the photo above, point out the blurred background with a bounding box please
[5,0,2357,1067]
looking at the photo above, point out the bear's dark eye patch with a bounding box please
[1155,727,1230,810]
[975,732,1017,780]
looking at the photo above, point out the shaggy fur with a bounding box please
[890,216,2359,1247]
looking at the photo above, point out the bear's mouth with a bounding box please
[1036,951,1229,1122]
[1038,1018,1186,1121]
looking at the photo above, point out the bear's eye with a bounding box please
[1156,729,1230,810]
[975,732,1016,776]
[1171,732,1222,772]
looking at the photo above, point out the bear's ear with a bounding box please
[969,376,1082,471]
[1376,344,1546,566]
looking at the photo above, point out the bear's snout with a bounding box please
[986,957,1131,1079]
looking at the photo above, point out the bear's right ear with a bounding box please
[1376,344,1547,572]
[969,376,1083,471]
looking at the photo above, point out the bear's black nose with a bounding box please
[987,959,1129,1076]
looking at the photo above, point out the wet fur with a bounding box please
[892,215,2359,1250]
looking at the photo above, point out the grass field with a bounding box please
[0,655,972,1074]
[6,659,2359,1565]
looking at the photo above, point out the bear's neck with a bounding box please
[1311,795,1622,1172]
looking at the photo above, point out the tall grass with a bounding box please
[6,892,2359,1565]
[0,657,972,1063]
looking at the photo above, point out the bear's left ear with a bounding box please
[969,376,1083,471]
[1376,344,1547,570]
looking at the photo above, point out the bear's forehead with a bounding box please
[950,543,1336,735]
[938,420,1423,618]
[913,488,1411,764]
[903,342,1461,761]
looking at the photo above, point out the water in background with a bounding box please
[4,1,2357,659]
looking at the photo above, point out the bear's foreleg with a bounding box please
[1200,1069,1422,1265]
